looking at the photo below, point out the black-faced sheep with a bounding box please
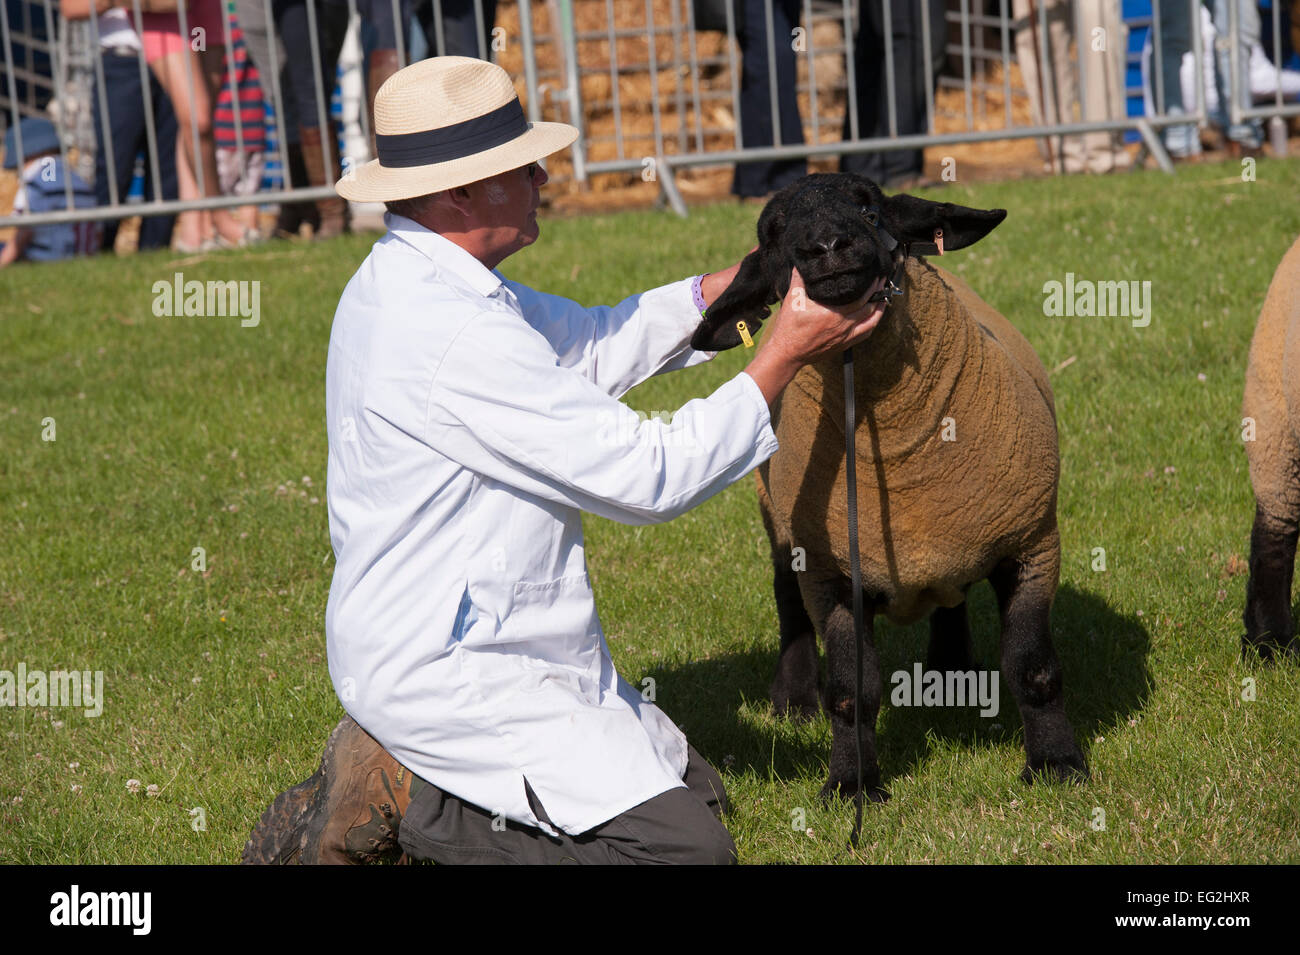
[1241,236,1300,662]
[692,172,1088,800]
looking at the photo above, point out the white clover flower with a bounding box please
[146,784,160,798]
[126,779,141,794]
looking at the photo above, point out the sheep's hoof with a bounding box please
[1019,754,1089,786]
[771,694,820,723]
[1240,632,1299,664]
[817,779,890,807]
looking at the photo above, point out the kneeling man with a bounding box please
[244,56,883,865]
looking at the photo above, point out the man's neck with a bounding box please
[405,211,507,270]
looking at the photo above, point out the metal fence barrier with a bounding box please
[1,0,1296,231]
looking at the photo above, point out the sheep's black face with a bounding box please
[691,173,1007,352]
[769,176,894,308]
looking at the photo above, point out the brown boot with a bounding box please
[367,48,402,158]
[242,715,422,865]
[298,123,349,241]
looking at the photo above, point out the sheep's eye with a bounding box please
[860,207,879,226]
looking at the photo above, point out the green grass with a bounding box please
[2,158,1299,864]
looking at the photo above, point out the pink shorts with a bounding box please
[140,0,229,64]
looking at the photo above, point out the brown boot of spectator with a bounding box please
[368,48,402,158]
[299,123,349,241]
[242,714,422,865]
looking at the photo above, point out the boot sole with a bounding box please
[241,768,324,865]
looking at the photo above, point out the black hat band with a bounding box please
[375,99,529,168]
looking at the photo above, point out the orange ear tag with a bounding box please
[736,320,755,348]
[934,228,945,255]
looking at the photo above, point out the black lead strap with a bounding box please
[844,228,914,851]
[843,346,866,848]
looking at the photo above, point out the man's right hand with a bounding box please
[742,268,887,408]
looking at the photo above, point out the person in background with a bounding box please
[355,0,411,159]
[413,0,497,59]
[272,0,350,239]
[1153,0,1199,158]
[62,0,180,252]
[1207,0,1265,156]
[136,0,258,249]
[213,14,268,238]
[0,117,101,268]
[841,0,945,189]
[732,0,806,199]
[233,0,318,238]
[1013,0,1130,174]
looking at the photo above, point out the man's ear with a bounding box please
[882,193,1006,256]
[690,248,777,351]
[428,186,473,221]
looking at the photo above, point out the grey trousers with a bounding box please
[396,745,737,865]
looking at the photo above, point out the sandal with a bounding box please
[172,237,218,254]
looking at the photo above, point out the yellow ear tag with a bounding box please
[736,320,755,348]
[934,228,945,255]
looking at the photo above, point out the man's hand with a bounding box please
[742,268,886,408]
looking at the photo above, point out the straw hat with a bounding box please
[336,57,578,203]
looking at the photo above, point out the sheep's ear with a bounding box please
[690,249,777,351]
[882,194,1006,256]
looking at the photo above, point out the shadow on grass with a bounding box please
[652,581,1152,789]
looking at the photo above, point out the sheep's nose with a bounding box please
[800,233,852,257]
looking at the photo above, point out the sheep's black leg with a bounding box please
[758,474,821,720]
[926,602,975,673]
[1242,503,1300,663]
[989,552,1088,785]
[768,541,821,720]
[819,593,888,804]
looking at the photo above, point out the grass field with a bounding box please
[2,158,1299,864]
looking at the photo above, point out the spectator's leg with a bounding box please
[275,0,349,238]
[1045,0,1085,173]
[149,41,228,245]
[172,135,204,247]
[364,0,409,154]
[92,51,141,253]
[732,0,805,197]
[435,0,498,59]
[139,63,180,249]
[1017,0,1082,172]
[841,0,885,179]
[1213,0,1264,150]
[1077,0,1129,172]
[1013,0,1052,165]
[1157,0,1198,156]
[843,0,941,186]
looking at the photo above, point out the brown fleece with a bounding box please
[758,257,1060,627]
[1243,236,1300,531]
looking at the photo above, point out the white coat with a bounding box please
[325,214,778,835]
